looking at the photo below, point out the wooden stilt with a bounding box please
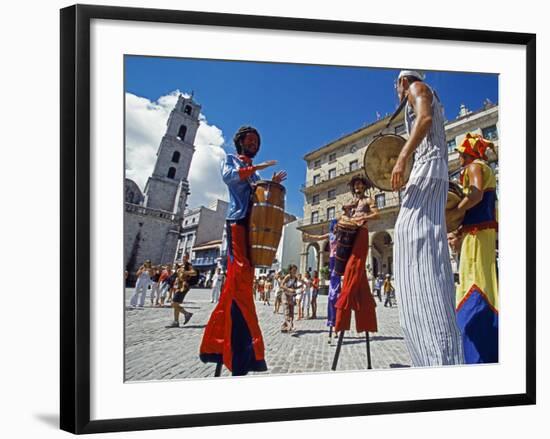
[328,326,333,344]
[331,331,345,371]
[214,361,223,377]
[366,332,372,369]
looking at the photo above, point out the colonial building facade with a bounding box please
[124,94,201,280]
[297,101,499,279]
[175,199,229,275]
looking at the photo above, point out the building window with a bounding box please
[312,194,320,205]
[167,167,176,179]
[184,105,192,115]
[184,220,188,225]
[172,151,181,163]
[376,193,386,208]
[313,174,321,185]
[328,189,336,200]
[177,124,187,141]
[328,168,336,179]
[349,160,358,172]
[327,206,336,220]
[192,217,196,223]
[328,152,337,163]
[482,125,498,140]
[311,211,319,224]
[447,138,456,153]
[350,144,358,153]
[313,159,321,169]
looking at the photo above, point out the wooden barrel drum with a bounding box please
[446,181,465,232]
[248,181,286,267]
[333,218,359,276]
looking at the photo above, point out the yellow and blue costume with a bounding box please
[455,134,498,364]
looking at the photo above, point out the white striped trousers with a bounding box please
[394,176,464,367]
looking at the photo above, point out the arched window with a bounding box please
[171,151,180,163]
[177,124,187,141]
[184,105,192,115]
[167,167,176,179]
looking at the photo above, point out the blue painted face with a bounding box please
[329,219,337,233]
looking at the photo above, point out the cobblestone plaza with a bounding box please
[125,288,411,381]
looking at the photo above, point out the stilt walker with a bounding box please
[302,219,341,345]
[199,126,287,376]
[331,176,378,371]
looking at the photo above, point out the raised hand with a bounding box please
[272,170,287,183]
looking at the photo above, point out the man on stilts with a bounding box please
[391,70,464,366]
[331,176,379,370]
[199,126,286,376]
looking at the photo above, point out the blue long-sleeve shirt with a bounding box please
[222,153,261,221]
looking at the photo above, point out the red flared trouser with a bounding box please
[335,226,378,333]
[199,222,266,373]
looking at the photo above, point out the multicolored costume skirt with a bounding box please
[456,227,498,364]
[199,221,267,375]
[326,256,341,328]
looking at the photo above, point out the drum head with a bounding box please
[337,217,359,231]
[446,190,462,210]
[363,134,412,191]
[446,182,464,232]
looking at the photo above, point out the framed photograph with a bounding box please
[60,4,536,434]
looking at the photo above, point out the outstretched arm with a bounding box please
[302,232,330,241]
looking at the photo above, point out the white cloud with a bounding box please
[125,90,228,210]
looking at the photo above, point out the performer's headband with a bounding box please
[397,70,425,82]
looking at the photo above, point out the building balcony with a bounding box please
[192,256,219,267]
[301,166,364,194]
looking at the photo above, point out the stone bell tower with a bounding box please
[143,94,201,216]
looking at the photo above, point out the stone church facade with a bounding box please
[124,94,201,281]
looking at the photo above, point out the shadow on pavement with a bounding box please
[340,335,404,345]
[289,329,328,337]
[163,324,206,330]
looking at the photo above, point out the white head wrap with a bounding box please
[397,70,425,81]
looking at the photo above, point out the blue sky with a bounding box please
[125,56,498,217]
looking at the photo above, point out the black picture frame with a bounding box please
[60,4,536,434]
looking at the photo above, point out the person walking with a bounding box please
[281,265,299,332]
[150,265,161,306]
[273,271,283,314]
[301,272,312,319]
[129,260,153,308]
[210,267,222,303]
[295,273,304,321]
[373,275,383,303]
[311,271,319,319]
[383,275,394,308]
[167,254,195,327]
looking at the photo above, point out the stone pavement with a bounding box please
[125,288,411,381]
